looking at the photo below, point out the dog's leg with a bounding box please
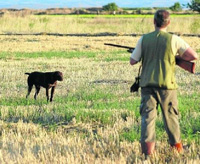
[50,86,55,102]
[34,85,40,100]
[26,84,33,99]
[46,88,49,102]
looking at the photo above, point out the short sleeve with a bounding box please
[130,36,143,61]
[171,35,190,56]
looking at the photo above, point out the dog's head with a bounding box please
[54,71,63,81]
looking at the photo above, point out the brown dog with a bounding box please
[25,71,63,102]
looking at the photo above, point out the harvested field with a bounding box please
[0,15,199,163]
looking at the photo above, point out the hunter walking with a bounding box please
[130,10,198,157]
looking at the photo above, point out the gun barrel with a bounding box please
[104,43,135,50]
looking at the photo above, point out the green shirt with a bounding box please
[140,30,177,89]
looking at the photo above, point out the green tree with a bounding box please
[102,3,118,12]
[170,2,182,11]
[187,0,200,13]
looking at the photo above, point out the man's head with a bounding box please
[154,10,170,28]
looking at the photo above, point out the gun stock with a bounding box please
[104,43,195,73]
[175,57,195,74]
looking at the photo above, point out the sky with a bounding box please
[0,0,191,9]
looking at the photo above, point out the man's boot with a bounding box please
[171,142,183,153]
[141,142,155,157]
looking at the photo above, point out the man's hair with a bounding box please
[154,10,170,28]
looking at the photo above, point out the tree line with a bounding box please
[103,0,200,13]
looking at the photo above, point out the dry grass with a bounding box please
[0,15,199,35]
[0,35,199,53]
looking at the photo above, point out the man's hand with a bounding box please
[127,48,134,53]
[130,58,138,65]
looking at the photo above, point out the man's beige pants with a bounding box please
[140,87,181,145]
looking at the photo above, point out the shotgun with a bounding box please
[104,43,195,74]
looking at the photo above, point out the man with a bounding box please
[130,10,198,157]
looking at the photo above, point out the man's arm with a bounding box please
[176,47,198,61]
[172,35,198,61]
[130,36,143,65]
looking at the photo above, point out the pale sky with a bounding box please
[0,0,191,9]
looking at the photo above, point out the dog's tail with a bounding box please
[25,73,30,75]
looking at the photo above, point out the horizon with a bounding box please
[0,0,191,9]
